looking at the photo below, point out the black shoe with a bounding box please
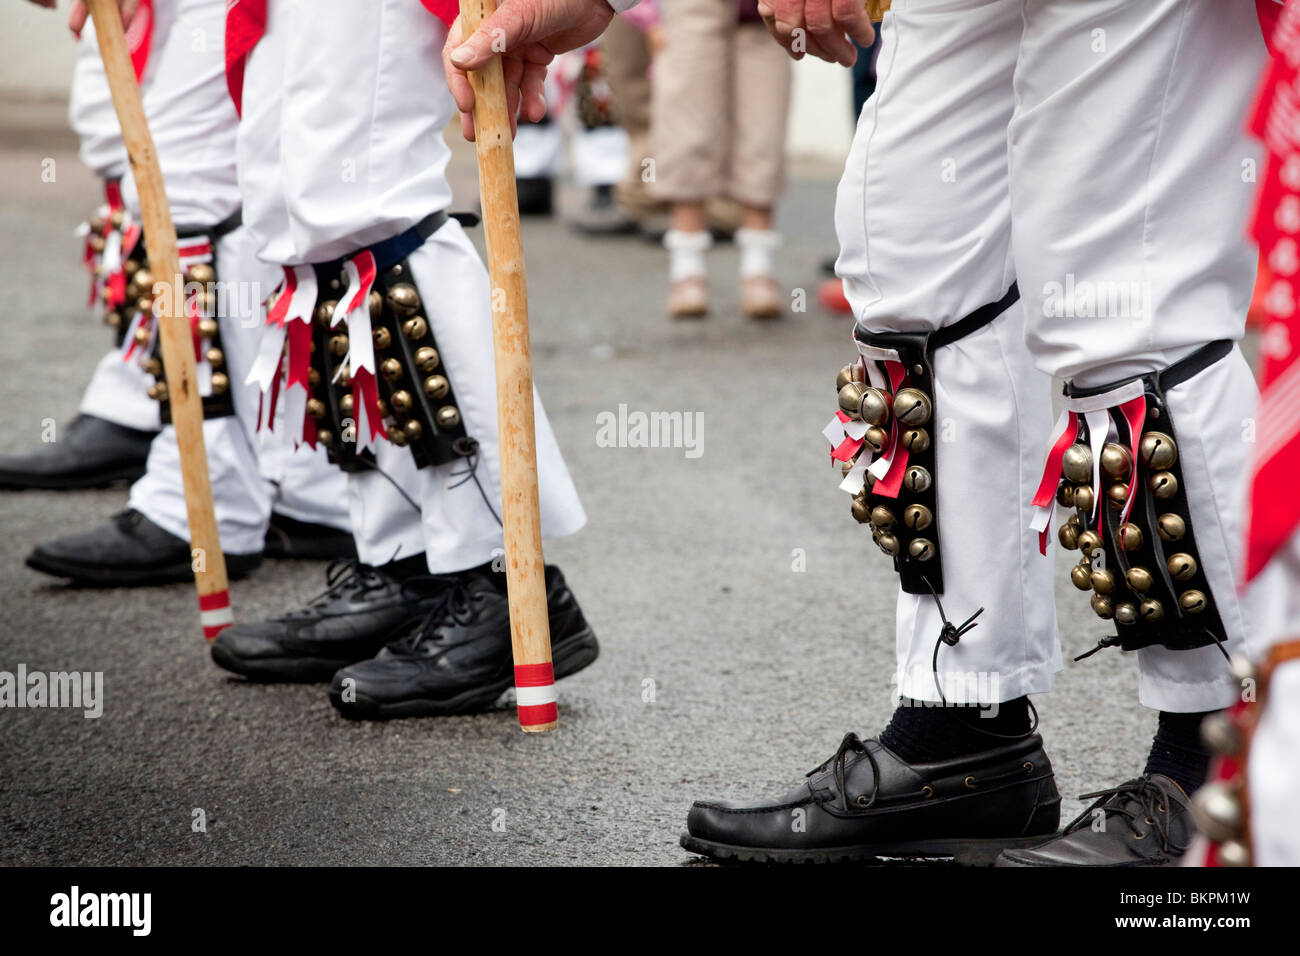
[516,177,554,217]
[995,774,1191,867]
[328,564,598,719]
[681,732,1061,865]
[0,414,154,490]
[25,508,262,587]
[262,513,358,561]
[210,559,437,682]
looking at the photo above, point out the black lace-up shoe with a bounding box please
[0,414,154,490]
[995,774,1192,867]
[210,560,438,682]
[328,565,598,719]
[681,732,1061,865]
[25,508,261,587]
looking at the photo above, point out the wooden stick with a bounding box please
[459,0,557,732]
[88,0,233,640]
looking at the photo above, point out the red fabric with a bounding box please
[226,0,457,114]
[125,0,154,81]
[1244,0,1300,581]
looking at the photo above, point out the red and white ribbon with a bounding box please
[248,264,317,443]
[331,251,385,451]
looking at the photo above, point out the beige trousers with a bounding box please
[649,3,791,209]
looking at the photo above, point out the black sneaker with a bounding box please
[0,414,154,490]
[25,508,261,587]
[210,559,438,682]
[995,774,1192,867]
[681,732,1061,865]
[262,512,358,561]
[328,564,598,719]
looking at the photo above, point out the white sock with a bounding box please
[664,229,712,282]
[735,227,780,279]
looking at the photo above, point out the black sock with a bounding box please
[376,553,429,582]
[879,696,1031,763]
[1143,710,1214,794]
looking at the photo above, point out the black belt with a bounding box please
[855,283,1020,354]
[1063,339,1234,399]
[176,208,243,242]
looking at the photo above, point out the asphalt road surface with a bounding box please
[0,101,1156,866]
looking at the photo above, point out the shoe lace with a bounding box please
[807,732,881,814]
[306,559,389,608]
[1063,776,1188,854]
[385,574,478,653]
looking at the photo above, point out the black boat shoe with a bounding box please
[681,732,1061,865]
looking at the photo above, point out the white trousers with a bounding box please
[239,0,586,571]
[71,0,350,552]
[835,0,1265,711]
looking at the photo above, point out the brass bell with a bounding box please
[390,390,413,414]
[415,347,440,372]
[338,393,354,416]
[1139,431,1177,470]
[308,368,321,387]
[386,283,421,316]
[876,532,899,556]
[337,365,352,388]
[372,326,392,350]
[1125,567,1153,593]
[1200,712,1242,756]
[1166,553,1197,581]
[147,382,168,401]
[1149,471,1178,499]
[1058,522,1080,550]
[133,325,152,346]
[329,334,350,357]
[863,426,888,454]
[1114,602,1138,625]
[835,363,866,390]
[89,235,106,254]
[1216,840,1251,868]
[858,387,892,426]
[901,428,930,453]
[402,317,428,340]
[109,209,125,229]
[869,506,895,530]
[317,429,334,447]
[306,398,326,419]
[908,538,936,561]
[903,503,933,531]
[1117,523,1143,551]
[89,215,106,234]
[436,406,461,429]
[133,268,154,293]
[841,456,858,476]
[316,300,338,328]
[892,388,932,426]
[1090,568,1116,594]
[380,358,403,382]
[838,382,868,418]
[198,318,219,339]
[903,465,932,494]
[1107,483,1130,509]
[423,375,450,399]
[1156,513,1186,541]
[187,263,216,285]
[143,358,162,377]
[387,424,409,446]
[375,398,389,419]
[106,312,122,328]
[851,496,872,524]
[1191,782,1242,843]
[1099,443,1133,480]
[123,258,140,276]
[1138,598,1164,622]
[368,289,383,319]
[1056,483,1076,508]
[1076,530,1101,555]
[1073,485,1095,513]
[1091,594,1114,619]
[205,348,224,369]
[136,296,154,314]
[1070,564,1093,590]
[1178,590,1207,614]
[211,372,229,395]
[404,419,423,440]
[1061,444,1092,483]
